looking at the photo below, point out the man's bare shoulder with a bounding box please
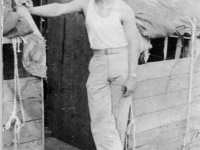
[118,0,135,20]
[118,1,135,14]
[62,0,90,10]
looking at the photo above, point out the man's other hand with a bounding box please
[122,76,137,97]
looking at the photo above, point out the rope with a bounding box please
[4,38,26,150]
[125,101,136,150]
[182,17,196,150]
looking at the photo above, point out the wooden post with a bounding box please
[163,37,168,60]
[0,0,3,149]
[175,36,183,59]
[39,1,45,149]
[40,0,43,32]
[14,1,45,149]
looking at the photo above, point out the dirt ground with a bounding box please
[45,137,80,150]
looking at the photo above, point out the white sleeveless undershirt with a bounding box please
[85,0,128,49]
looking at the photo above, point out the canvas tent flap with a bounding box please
[3,11,34,38]
[22,33,47,78]
[136,13,176,38]
[3,0,12,10]
[126,0,200,38]
[15,4,47,78]
[3,8,19,35]
[3,7,33,38]
[3,0,47,78]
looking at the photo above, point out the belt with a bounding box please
[93,46,128,55]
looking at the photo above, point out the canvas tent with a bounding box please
[126,0,200,39]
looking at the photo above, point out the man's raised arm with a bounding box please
[26,0,83,17]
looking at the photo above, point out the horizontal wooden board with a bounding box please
[136,116,200,147]
[133,72,200,100]
[3,77,42,102]
[137,57,200,82]
[136,133,200,150]
[3,119,42,147]
[133,87,200,116]
[135,101,200,133]
[3,98,42,125]
[3,37,18,44]
[3,140,42,150]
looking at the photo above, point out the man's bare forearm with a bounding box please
[120,2,138,78]
[31,3,61,17]
[128,44,138,77]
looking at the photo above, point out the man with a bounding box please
[26,0,138,149]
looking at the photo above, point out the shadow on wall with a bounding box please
[45,137,81,150]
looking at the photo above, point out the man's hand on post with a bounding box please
[23,0,34,13]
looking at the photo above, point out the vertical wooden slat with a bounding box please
[194,38,200,57]
[39,0,45,146]
[163,37,168,60]
[41,79,45,150]
[175,36,183,59]
[40,0,43,32]
[0,0,4,149]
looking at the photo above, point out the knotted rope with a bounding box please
[125,101,136,150]
[4,38,26,150]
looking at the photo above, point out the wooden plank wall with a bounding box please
[2,44,44,150]
[133,57,200,150]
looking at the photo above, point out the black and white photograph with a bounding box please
[1,0,200,150]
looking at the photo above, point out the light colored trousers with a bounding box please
[86,49,132,150]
